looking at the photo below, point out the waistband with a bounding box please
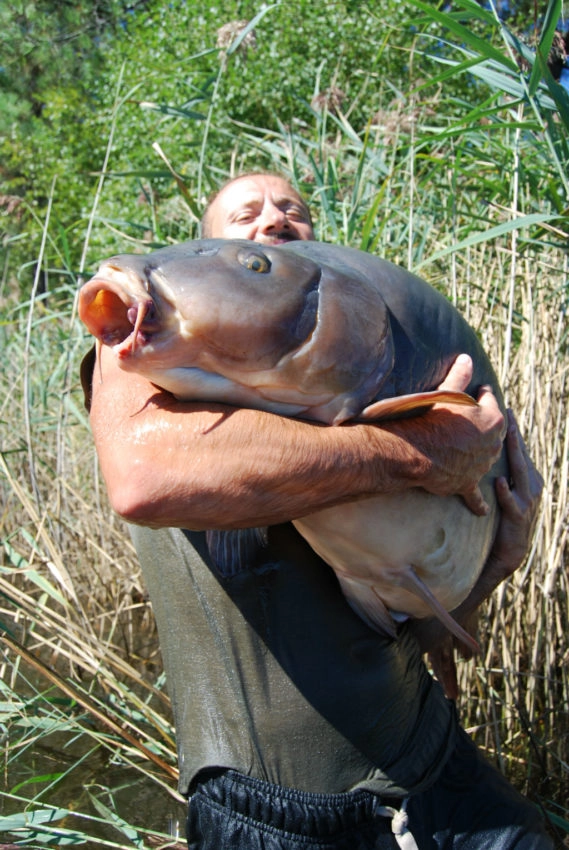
[189,769,418,849]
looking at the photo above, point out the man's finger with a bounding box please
[437,353,473,393]
[461,485,490,516]
[476,385,507,443]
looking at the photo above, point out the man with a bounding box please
[85,172,551,848]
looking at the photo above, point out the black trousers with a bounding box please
[186,730,554,849]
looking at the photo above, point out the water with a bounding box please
[1,724,187,847]
[1,647,186,848]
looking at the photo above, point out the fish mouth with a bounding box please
[78,270,163,357]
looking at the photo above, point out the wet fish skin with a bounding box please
[79,239,397,423]
[79,238,507,652]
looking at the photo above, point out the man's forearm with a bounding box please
[90,358,426,528]
[89,347,504,529]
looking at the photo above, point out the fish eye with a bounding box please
[238,250,271,273]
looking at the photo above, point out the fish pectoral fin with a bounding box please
[335,572,398,638]
[399,566,480,656]
[206,528,269,578]
[357,390,477,422]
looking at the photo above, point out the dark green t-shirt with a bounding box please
[130,521,458,799]
[81,345,457,799]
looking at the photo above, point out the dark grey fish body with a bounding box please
[79,239,507,650]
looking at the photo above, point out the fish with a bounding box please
[78,238,507,653]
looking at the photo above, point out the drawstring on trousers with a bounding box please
[377,798,419,850]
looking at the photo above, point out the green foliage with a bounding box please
[3,0,568,293]
[410,0,569,212]
[0,0,140,127]
[2,0,423,284]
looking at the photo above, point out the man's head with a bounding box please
[201,172,314,243]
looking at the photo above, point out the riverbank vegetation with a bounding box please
[1,0,568,845]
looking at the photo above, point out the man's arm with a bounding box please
[88,347,505,530]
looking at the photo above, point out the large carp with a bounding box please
[79,238,507,652]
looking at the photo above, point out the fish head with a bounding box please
[79,238,394,422]
[79,239,322,370]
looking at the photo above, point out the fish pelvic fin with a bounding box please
[206,528,269,578]
[335,564,479,656]
[356,390,477,422]
[398,565,480,656]
[334,572,398,638]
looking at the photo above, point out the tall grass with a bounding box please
[1,2,568,845]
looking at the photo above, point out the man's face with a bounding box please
[206,174,314,244]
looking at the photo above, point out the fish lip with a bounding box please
[78,270,164,350]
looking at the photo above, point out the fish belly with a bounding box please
[293,481,498,632]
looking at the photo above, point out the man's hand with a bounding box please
[412,354,506,515]
[476,409,544,585]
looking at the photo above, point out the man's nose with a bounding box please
[259,204,289,231]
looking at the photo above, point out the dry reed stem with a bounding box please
[450,243,568,809]
[1,233,567,818]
